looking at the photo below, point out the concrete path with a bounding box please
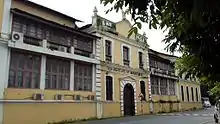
[74,107,215,124]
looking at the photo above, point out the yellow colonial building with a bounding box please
[148,49,202,113]
[0,0,102,124]
[81,7,151,117]
[0,1,203,124]
[178,75,202,110]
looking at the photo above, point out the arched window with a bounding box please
[191,87,194,101]
[186,86,189,101]
[106,76,113,100]
[181,86,184,101]
[196,88,198,101]
[140,81,146,100]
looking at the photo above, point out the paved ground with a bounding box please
[75,107,215,124]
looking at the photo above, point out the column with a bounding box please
[158,78,161,95]
[39,40,47,89]
[167,79,170,95]
[0,42,10,124]
[70,61,74,91]
[92,64,96,92]
[40,55,46,89]
[1,0,11,39]
[176,82,180,99]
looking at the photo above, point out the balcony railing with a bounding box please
[23,35,42,46]
[123,59,130,66]
[105,55,112,62]
[139,62,144,69]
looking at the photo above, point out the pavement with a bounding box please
[75,107,215,124]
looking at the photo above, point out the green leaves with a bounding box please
[128,27,138,38]
[101,0,220,83]
[136,22,142,29]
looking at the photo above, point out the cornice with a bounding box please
[90,28,149,51]
[100,61,149,78]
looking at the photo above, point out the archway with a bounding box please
[123,83,135,116]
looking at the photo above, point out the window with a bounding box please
[160,78,168,95]
[139,52,143,68]
[151,76,159,95]
[105,40,112,62]
[186,86,189,101]
[191,87,194,101]
[149,59,155,68]
[45,57,70,90]
[123,46,130,66]
[169,80,175,95]
[106,76,113,100]
[181,86,184,101]
[8,51,41,88]
[74,61,93,91]
[12,14,93,57]
[140,81,146,100]
[196,88,198,101]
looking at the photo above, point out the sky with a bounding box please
[30,0,179,56]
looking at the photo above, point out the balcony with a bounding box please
[9,31,99,64]
[139,62,144,69]
[123,60,130,66]
[105,55,112,62]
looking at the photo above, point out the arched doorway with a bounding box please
[123,83,135,116]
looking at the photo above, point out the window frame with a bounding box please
[122,45,130,66]
[74,61,93,91]
[45,56,70,90]
[151,76,159,95]
[105,76,113,101]
[138,51,144,68]
[186,86,190,101]
[105,40,112,62]
[8,50,41,89]
[196,88,199,101]
[160,78,168,95]
[169,79,176,96]
[181,85,184,101]
[140,81,146,100]
[191,87,194,102]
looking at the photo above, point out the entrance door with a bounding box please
[123,83,135,116]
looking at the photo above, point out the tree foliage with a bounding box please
[101,0,220,82]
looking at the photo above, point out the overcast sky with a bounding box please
[30,0,179,56]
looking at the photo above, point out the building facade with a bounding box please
[149,49,202,112]
[81,7,151,117]
[178,75,202,110]
[0,1,203,124]
[0,0,101,124]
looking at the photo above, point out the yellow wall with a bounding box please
[0,0,4,32]
[3,88,97,124]
[4,88,95,100]
[11,0,75,28]
[100,71,149,102]
[4,102,96,124]
[99,19,147,69]
[100,36,145,68]
[136,102,150,115]
[116,19,136,40]
[152,103,179,113]
[178,81,201,102]
[180,102,202,111]
[152,95,178,102]
[102,102,121,118]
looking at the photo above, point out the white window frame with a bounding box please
[104,74,115,101]
[103,37,114,63]
[137,49,144,68]
[121,43,131,66]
